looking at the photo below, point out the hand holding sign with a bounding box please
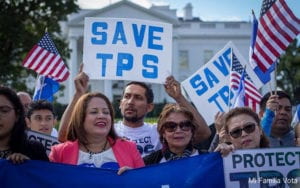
[83,18,172,83]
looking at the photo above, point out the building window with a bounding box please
[180,23,191,28]
[200,23,216,29]
[179,50,189,69]
[203,50,214,63]
[224,23,240,29]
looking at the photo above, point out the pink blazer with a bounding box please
[49,137,144,168]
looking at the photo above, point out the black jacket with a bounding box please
[143,148,206,166]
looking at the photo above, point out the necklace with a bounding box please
[84,139,108,159]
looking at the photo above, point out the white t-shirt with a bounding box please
[51,128,58,137]
[77,148,119,170]
[114,122,162,157]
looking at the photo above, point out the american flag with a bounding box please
[22,33,69,82]
[230,52,262,112]
[251,0,300,72]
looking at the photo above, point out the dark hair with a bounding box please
[260,91,291,111]
[0,86,27,151]
[225,107,269,148]
[26,100,55,118]
[124,81,154,104]
[67,92,118,145]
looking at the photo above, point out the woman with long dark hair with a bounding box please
[0,86,48,163]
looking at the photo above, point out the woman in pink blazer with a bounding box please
[49,92,144,174]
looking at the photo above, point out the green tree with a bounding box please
[0,0,78,91]
[277,38,300,103]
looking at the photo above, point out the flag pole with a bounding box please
[227,47,233,110]
[274,61,277,95]
[38,75,45,100]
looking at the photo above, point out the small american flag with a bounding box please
[251,0,300,72]
[22,33,69,82]
[230,52,262,112]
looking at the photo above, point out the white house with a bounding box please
[59,0,272,104]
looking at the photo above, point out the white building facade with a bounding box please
[59,0,260,104]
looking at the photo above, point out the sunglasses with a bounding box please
[162,120,193,132]
[229,123,256,139]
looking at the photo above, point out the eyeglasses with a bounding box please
[0,106,14,116]
[229,123,256,139]
[162,120,193,132]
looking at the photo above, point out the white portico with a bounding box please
[59,0,262,104]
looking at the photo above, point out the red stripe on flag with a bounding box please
[254,42,273,65]
[260,17,286,50]
[256,29,280,57]
[22,45,39,66]
[47,60,62,76]
[252,53,267,72]
[59,71,70,82]
[277,0,300,34]
[266,11,293,42]
[34,51,51,71]
[39,55,57,75]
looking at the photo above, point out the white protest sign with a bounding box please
[223,147,300,188]
[83,18,172,83]
[181,41,263,125]
[27,130,60,155]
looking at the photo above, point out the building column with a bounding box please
[68,36,78,102]
[172,35,179,80]
[104,80,112,101]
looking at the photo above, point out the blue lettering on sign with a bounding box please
[223,47,231,66]
[96,53,113,77]
[219,86,231,106]
[91,22,108,45]
[142,54,158,78]
[204,68,219,88]
[208,86,232,112]
[208,92,224,112]
[132,24,146,47]
[116,53,133,76]
[188,48,233,97]
[213,56,230,77]
[112,22,127,44]
[148,26,163,50]
[189,74,208,96]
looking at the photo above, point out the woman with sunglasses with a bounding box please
[215,107,269,156]
[143,104,206,165]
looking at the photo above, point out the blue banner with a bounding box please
[0,152,224,188]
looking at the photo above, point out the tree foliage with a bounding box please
[0,0,78,91]
[277,38,300,103]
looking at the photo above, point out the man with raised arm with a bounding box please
[58,65,210,156]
